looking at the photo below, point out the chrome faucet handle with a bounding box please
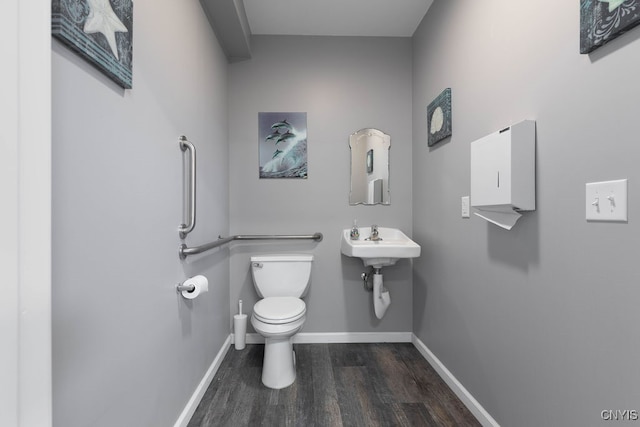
[369,225,381,241]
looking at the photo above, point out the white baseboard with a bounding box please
[173,335,232,427]
[411,334,499,427]
[232,331,413,344]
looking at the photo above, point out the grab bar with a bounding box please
[178,232,323,259]
[178,136,196,239]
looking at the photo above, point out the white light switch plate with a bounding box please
[461,196,470,218]
[585,179,628,222]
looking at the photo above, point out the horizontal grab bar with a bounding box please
[178,232,323,260]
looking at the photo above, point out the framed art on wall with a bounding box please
[258,112,308,179]
[427,88,452,147]
[580,0,640,54]
[52,0,133,88]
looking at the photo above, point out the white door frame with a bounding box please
[1,0,52,426]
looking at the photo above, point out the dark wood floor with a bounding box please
[188,343,481,427]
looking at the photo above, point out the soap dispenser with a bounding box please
[350,219,360,240]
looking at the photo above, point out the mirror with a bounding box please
[349,128,390,205]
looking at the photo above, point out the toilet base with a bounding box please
[262,336,296,389]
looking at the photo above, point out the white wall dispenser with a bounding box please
[470,120,536,230]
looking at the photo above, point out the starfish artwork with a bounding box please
[52,0,133,88]
[580,0,640,53]
[426,88,452,147]
[599,0,626,12]
[84,0,129,60]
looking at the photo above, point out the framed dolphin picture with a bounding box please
[258,112,308,179]
[52,0,133,88]
[580,0,640,54]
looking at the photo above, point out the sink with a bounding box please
[341,226,421,268]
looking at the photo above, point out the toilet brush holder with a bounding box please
[234,314,247,350]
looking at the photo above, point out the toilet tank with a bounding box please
[250,254,313,298]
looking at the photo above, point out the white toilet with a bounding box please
[250,254,313,389]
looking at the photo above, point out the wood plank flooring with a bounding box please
[187,343,480,427]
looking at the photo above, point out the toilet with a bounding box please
[250,254,313,389]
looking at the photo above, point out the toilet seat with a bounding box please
[253,297,306,325]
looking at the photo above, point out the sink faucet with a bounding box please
[368,225,382,241]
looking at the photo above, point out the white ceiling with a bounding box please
[243,0,434,37]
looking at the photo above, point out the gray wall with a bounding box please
[412,1,640,426]
[228,36,413,333]
[51,1,229,426]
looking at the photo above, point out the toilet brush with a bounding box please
[234,300,247,350]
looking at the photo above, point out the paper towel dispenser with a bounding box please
[470,120,536,229]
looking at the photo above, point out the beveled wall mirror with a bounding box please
[349,128,390,205]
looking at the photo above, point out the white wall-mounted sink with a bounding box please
[341,226,421,268]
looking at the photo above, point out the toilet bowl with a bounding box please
[250,254,313,389]
[251,296,306,389]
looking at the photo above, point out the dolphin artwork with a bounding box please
[259,112,307,178]
[271,120,292,131]
[276,130,295,144]
[265,131,281,142]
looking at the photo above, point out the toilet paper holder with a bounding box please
[176,275,209,300]
[176,282,195,293]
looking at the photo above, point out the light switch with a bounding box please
[461,196,470,218]
[585,179,628,222]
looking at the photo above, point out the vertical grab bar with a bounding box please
[178,136,196,239]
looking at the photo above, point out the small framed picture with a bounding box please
[580,0,640,54]
[52,0,133,89]
[427,88,452,147]
[258,112,308,179]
